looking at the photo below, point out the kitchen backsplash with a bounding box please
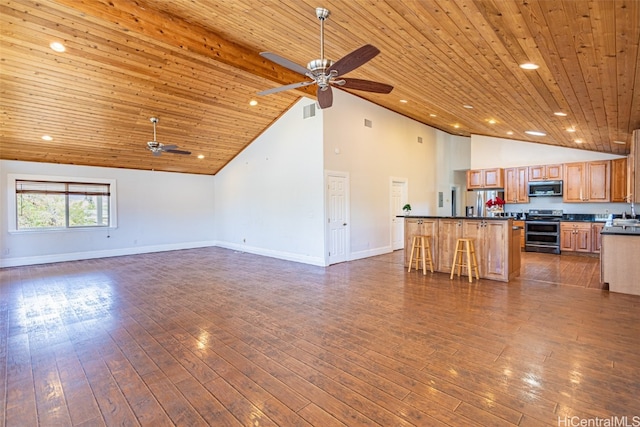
[502,195,630,216]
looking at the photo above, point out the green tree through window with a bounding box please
[16,180,110,230]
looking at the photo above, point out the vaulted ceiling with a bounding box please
[1,0,639,174]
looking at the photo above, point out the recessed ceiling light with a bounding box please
[463,105,473,109]
[400,99,408,103]
[429,114,437,117]
[575,139,583,144]
[49,41,65,52]
[613,140,626,145]
[41,135,53,141]
[487,119,497,124]
[197,154,205,159]
[249,100,258,106]
[453,124,460,129]
[506,131,514,135]
[525,130,546,136]
[554,112,568,117]
[519,63,539,70]
[566,127,576,133]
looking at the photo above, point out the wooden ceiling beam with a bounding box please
[52,0,316,97]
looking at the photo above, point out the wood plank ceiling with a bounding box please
[1,0,639,175]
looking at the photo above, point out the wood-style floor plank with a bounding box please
[1,247,639,426]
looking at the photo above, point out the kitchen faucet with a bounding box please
[631,200,636,218]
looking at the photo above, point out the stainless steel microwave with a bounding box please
[528,180,563,197]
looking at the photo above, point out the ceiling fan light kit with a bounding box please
[146,117,191,156]
[258,7,393,109]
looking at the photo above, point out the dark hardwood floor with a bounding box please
[1,248,639,426]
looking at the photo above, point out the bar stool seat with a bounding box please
[408,235,434,274]
[450,238,480,282]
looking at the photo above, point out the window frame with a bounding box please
[8,174,117,233]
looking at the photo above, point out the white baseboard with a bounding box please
[215,241,326,266]
[0,241,216,268]
[349,245,393,261]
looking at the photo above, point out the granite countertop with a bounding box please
[400,215,512,221]
[601,225,640,236]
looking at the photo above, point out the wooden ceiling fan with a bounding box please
[258,7,393,109]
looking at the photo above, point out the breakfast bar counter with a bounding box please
[403,216,520,282]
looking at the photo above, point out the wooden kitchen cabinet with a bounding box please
[437,219,463,272]
[504,167,529,203]
[611,157,628,202]
[563,160,610,202]
[591,223,604,254]
[404,218,438,268]
[528,164,563,181]
[466,168,504,189]
[560,222,592,252]
[513,220,525,250]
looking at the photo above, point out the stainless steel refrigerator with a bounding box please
[466,190,504,217]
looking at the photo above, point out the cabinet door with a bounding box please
[560,224,576,251]
[467,170,483,189]
[513,220,525,249]
[462,220,483,277]
[528,165,546,181]
[404,219,422,267]
[482,221,508,280]
[546,164,563,180]
[516,167,529,202]
[586,161,610,202]
[504,168,518,203]
[611,158,627,202]
[563,163,585,202]
[575,226,592,252]
[438,219,462,272]
[483,168,503,188]
[592,223,604,253]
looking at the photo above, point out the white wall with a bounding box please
[214,98,326,265]
[470,134,623,168]
[323,90,443,259]
[0,160,216,267]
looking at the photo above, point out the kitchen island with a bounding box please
[600,224,640,296]
[404,216,520,282]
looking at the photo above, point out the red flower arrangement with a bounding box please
[486,197,505,208]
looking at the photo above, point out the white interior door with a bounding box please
[391,179,407,250]
[326,172,349,265]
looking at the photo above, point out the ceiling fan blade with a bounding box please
[328,44,380,77]
[317,86,333,109]
[260,52,311,76]
[257,80,315,96]
[338,78,394,94]
[165,149,191,155]
[161,144,178,151]
[152,151,162,157]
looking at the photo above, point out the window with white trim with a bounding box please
[16,179,111,230]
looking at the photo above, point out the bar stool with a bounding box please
[408,235,434,274]
[450,238,480,282]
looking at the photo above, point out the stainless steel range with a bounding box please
[525,209,563,254]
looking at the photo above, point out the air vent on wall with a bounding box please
[364,118,372,128]
[303,103,316,119]
[417,136,423,143]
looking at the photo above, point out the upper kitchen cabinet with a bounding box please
[563,160,610,202]
[467,168,504,189]
[611,158,628,203]
[504,167,529,204]
[528,164,563,181]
